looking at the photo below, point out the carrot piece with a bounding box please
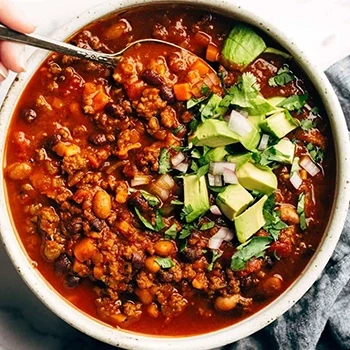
[190,59,210,76]
[173,83,192,101]
[74,237,97,262]
[206,43,219,62]
[193,31,211,47]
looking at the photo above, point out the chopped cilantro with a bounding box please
[208,186,227,193]
[164,223,178,239]
[268,65,295,87]
[135,208,155,231]
[230,236,273,271]
[155,256,174,269]
[178,224,193,239]
[171,199,184,206]
[277,93,308,111]
[207,250,222,271]
[172,125,185,135]
[253,147,288,167]
[158,148,171,174]
[187,95,208,109]
[180,205,194,221]
[263,194,288,240]
[134,208,165,232]
[140,190,160,207]
[300,118,316,131]
[200,221,215,231]
[311,106,319,115]
[196,164,210,178]
[306,143,324,163]
[297,192,307,230]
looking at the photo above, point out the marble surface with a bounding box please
[0,0,350,349]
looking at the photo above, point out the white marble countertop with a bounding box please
[0,0,350,349]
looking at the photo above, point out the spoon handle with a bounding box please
[0,25,115,65]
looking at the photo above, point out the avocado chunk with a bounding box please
[263,47,292,59]
[236,162,277,194]
[204,146,228,163]
[222,24,266,70]
[259,110,300,139]
[183,175,210,223]
[191,119,240,147]
[271,138,295,164]
[200,94,228,119]
[216,184,254,221]
[235,195,268,243]
[245,95,277,116]
[227,152,252,170]
[239,120,261,151]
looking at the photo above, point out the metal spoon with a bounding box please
[0,25,208,68]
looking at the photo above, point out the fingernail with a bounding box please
[19,51,27,72]
[0,64,8,81]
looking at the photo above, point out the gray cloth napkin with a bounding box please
[221,56,350,350]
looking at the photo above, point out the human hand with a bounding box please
[0,0,36,81]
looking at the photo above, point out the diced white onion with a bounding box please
[209,162,236,175]
[208,227,234,250]
[155,174,175,190]
[223,168,238,184]
[149,183,170,201]
[208,174,215,187]
[173,162,188,173]
[210,205,222,216]
[171,152,185,167]
[290,172,303,189]
[227,109,252,137]
[214,175,223,187]
[258,134,270,151]
[130,175,151,187]
[300,156,320,177]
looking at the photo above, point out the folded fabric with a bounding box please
[221,56,350,350]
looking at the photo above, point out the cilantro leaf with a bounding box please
[306,143,324,163]
[180,205,193,221]
[164,223,178,239]
[196,164,210,178]
[300,118,316,131]
[172,125,185,135]
[277,94,308,111]
[134,208,155,230]
[155,210,166,231]
[178,224,193,239]
[230,236,273,271]
[140,190,160,207]
[200,221,215,231]
[155,256,174,269]
[268,65,295,87]
[297,192,307,230]
[158,148,171,174]
[207,249,222,271]
[263,194,288,240]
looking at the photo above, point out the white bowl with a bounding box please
[0,0,349,349]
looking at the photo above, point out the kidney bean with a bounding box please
[65,274,81,289]
[21,108,37,123]
[141,69,164,86]
[104,102,125,118]
[54,254,72,276]
[159,84,175,103]
[88,133,108,146]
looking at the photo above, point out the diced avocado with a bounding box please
[271,138,295,164]
[239,121,260,151]
[237,162,277,194]
[191,119,240,147]
[259,110,300,139]
[248,114,266,128]
[183,175,210,223]
[266,96,286,107]
[227,152,252,170]
[263,47,292,59]
[204,147,228,163]
[222,24,266,70]
[200,94,228,119]
[235,195,268,243]
[216,184,254,221]
[245,95,277,116]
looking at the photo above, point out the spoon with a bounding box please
[0,25,213,70]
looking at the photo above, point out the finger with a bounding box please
[0,0,36,33]
[0,61,9,82]
[0,40,25,72]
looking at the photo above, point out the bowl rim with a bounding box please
[0,0,350,349]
